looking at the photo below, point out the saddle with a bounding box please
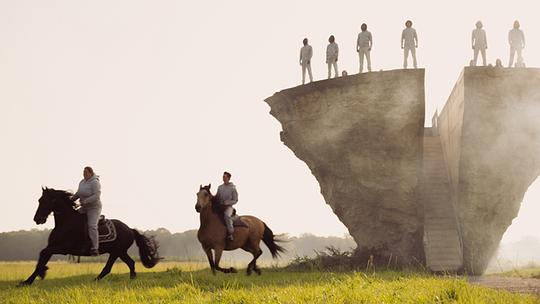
[231,213,249,228]
[225,208,248,228]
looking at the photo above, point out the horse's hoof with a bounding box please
[230,267,237,274]
[37,266,49,279]
[246,269,252,276]
[130,273,137,280]
[254,268,262,276]
[17,281,31,287]
[211,269,217,276]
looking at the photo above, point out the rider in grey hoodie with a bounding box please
[71,166,102,255]
[216,171,238,241]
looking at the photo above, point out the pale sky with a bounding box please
[1,0,539,243]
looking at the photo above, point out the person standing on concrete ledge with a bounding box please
[472,21,488,66]
[299,38,313,85]
[326,35,339,79]
[508,20,525,67]
[401,20,418,69]
[357,23,373,73]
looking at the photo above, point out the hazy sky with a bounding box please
[1,0,539,243]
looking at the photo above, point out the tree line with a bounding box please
[0,228,356,263]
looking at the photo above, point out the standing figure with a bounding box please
[401,20,418,69]
[472,21,488,66]
[71,166,102,256]
[508,20,525,67]
[357,23,373,73]
[299,38,313,84]
[326,35,339,79]
[216,171,238,241]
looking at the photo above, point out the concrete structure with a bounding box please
[266,70,426,267]
[436,67,540,274]
[265,67,540,274]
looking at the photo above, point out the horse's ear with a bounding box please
[208,183,211,189]
[42,186,45,191]
[199,184,202,190]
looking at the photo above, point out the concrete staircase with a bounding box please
[421,131,463,272]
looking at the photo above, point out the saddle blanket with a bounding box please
[98,217,117,243]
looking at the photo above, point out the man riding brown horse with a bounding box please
[195,184,285,275]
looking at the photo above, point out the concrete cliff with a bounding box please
[265,70,426,266]
[437,67,540,274]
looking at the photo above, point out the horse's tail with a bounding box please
[262,223,286,259]
[132,229,160,268]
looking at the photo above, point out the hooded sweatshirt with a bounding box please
[73,175,102,210]
[216,182,238,206]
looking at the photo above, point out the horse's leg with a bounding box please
[244,246,262,276]
[202,246,216,275]
[119,252,136,279]
[95,254,119,281]
[214,247,237,274]
[18,247,56,286]
[252,248,263,276]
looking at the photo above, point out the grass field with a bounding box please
[1,261,539,303]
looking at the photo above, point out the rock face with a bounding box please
[437,67,540,274]
[265,70,426,266]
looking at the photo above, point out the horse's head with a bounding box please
[195,184,213,213]
[34,187,74,224]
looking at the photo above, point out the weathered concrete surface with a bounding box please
[439,67,540,274]
[265,70,426,266]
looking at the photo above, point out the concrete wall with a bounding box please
[438,71,465,196]
[444,67,540,274]
[265,69,426,266]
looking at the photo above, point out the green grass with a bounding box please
[1,261,538,303]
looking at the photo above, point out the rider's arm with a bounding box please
[71,192,79,202]
[224,187,238,206]
[71,181,81,201]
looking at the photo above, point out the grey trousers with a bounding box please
[509,46,523,67]
[80,206,102,251]
[223,206,234,234]
[327,60,338,79]
[403,47,417,69]
[302,62,313,84]
[473,48,487,66]
[358,47,372,72]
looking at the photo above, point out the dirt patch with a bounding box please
[469,276,540,295]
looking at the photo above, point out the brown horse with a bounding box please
[195,184,285,275]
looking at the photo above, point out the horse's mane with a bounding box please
[202,185,222,214]
[44,188,75,207]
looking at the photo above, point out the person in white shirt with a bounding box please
[472,21,488,66]
[401,20,418,69]
[299,38,313,85]
[508,20,525,67]
[326,35,339,79]
[357,23,373,73]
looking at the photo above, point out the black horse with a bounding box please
[18,187,160,286]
